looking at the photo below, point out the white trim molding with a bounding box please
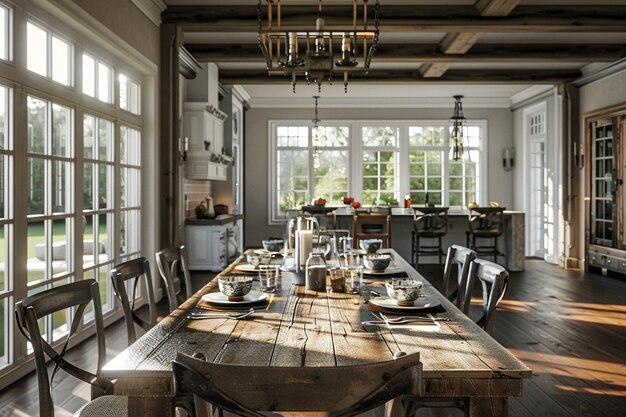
[249,96,511,109]
[131,0,166,26]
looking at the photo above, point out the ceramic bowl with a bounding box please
[262,239,284,252]
[247,252,271,267]
[218,276,254,301]
[363,253,392,271]
[359,239,382,253]
[385,279,424,306]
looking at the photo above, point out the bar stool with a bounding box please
[352,207,392,249]
[411,207,449,267]
[466,206,506,265]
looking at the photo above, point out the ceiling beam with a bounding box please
[185,43,626,63]
[475,0,521,17]
[164,6,626,33]
[217,69,581,84]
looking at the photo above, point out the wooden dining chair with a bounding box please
[110,257,157,344]
[155,244,193,312]
[15,279,128,417]
[172,351,422,417]
[352,208,392,249]
[441,244,476,311]
[411,207,449,266]
[463,258,510,335]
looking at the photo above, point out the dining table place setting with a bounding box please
[102,248,531,417]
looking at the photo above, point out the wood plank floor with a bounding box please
[1,261,626,416]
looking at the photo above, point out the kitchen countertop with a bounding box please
[185,214,244,225]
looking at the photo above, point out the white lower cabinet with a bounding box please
[186,219,243,271]
[186,225,226,271]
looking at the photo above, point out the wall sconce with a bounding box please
[574,140,584,169]
[502,147,514,171]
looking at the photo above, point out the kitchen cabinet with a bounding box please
[185,216,244,271]
[183,102,228,180]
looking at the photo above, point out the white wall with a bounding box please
[244,106,514,247]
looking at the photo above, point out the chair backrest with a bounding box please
[156,245,193,312]
[442,244,476,310]
[468,207,504,236]
[412,207,449,236]
[15,279,110,417]
[172,351,422,417]
[111,257,157,344]
[463,258,509,335]
[352,211,392,249]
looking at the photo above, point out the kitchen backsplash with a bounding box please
[184,179,212,218]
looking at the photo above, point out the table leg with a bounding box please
[465,397,509,417]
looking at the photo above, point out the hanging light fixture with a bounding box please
[257,0,380,93]
[312,95,321,168]
[450,95,466,161]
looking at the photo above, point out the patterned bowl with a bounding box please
[218,276,254,301]
[359,239,382,253]
[385,279,423,306]
[262,239,284,252]
[363,253,392,271]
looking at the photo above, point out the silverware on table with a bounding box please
[187,309,254,320]
[361,313,448,325]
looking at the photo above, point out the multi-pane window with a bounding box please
[408,126,445,205]
[82,53,113,103]
[408,123,483,209]
[26,21,72,86]
[313,126,349,204]
[0,3,10,61]
[271,123,350,221]
[119,73,141,115]
[120,125,141,258]
[83,114,115,312]
[270,121,486,223]
[0,84,12,366]
[361,126,398,205]
[26,95,75,343]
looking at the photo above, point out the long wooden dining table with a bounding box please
[102,249,531,417]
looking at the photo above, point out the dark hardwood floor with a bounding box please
[1,261,625,416]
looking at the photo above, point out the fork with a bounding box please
[187,309,254,320]
[361,313,447,325]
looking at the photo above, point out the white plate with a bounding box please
[363,266,405,276]
[201,291,269,305]
[234,264,260,273]
[369,296,441,311]
[254,249,283,257]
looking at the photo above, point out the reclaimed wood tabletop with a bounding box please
[102,249,531,417]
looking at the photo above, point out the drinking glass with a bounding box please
[345,266,363,294]
[258,265,279,292]
[329,267,346,292]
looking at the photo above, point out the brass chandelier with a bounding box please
[450,95,466,161]
[257,0,380,93]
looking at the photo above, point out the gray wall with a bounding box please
[244,106,514,247]
[71,0,159,64]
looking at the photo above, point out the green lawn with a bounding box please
[0,220,109,359]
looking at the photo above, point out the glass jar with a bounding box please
[305,252,327,291]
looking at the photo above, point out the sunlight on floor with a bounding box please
[509,348,626,396]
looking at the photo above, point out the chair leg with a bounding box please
[493,236,498,263]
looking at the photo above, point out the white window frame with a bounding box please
[0,2,12,62]
[26,20,74,87]
[269,120,488,225]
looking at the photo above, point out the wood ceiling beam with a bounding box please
[217,69,582,84]
[476,0,521,17]
[185,44,626,63]
[429,1,521,78]
[165,6,626,33]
